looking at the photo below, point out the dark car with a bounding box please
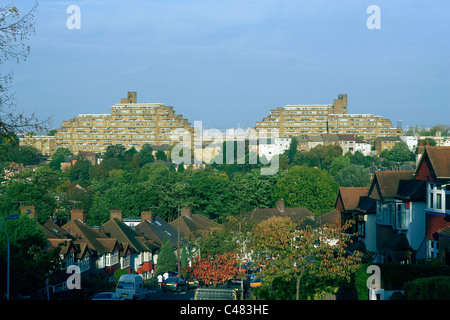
[161,277,188,293]
[92,292,124,300]
[226,278,250,299]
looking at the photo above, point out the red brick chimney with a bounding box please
[141,211,154,222]
[276,199,285,213]
[110,209,123,221]
[181,207,192,219]
[71,208,85,223]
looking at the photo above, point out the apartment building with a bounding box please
[51,92,193,154]
[255,94,402,140]
[19,135,56,156]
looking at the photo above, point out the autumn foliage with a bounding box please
[186,253,240,287]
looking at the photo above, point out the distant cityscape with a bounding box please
[18,92,449,166]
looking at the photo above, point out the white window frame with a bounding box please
[427,183,450,213]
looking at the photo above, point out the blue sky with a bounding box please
[6,0,450,131]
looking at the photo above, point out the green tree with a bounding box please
[0,167,66,222]
[334,164,371,187]
[229,169,279,214]
[389,141,414,162]
[304,145,343,170]
[156,238,177,274]
[8,145,43,165]
[273,165,338,215]
[0,215,63,299]
[155,150,167,161]
[286,137,298,164]
[328,155,351,176]
[139,144,155,164]
[49,147,72,170]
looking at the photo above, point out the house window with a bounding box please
[396,203,408,230]
[427,240,439,260]
[106,251,119,266]
[427,183,450,212]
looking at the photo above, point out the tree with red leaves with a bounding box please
[187,253,239,287]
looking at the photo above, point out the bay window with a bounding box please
[427,183,450,213]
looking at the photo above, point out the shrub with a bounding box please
[403,276,450,300]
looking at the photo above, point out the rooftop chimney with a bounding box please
[276,199,285,213]
[110,209,123,221]
[141,211,154,223]
[71,208,85,223]
[181,207,192,219]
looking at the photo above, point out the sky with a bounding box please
[5,0,450,131]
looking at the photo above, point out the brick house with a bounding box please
[62,209,126,278]
[102,210,157,279]
[414,146,450,262]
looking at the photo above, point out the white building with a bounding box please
[258,138,291,161]
[400,136,418,152]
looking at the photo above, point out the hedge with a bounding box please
[403,276,450,300]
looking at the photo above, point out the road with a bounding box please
[145,287,195,300]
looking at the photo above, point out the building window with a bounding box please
[396,203,408,229]
[427,183,450,213]
[427,240,439,260]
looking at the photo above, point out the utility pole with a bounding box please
[177,205,181,277]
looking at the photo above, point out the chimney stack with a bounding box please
[71,208,85,223]
[181,207,192,219]
[110,209,123,221]
[141,211,154,222]
[276,199,285,213]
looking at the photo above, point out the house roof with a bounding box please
[307,135,323,143]
[135,216,183,247]
[40,219,72,239]
[415,146,450,179]
[320,209,341,227]
[396,179,426,202]
[338,134,355,141]
[62,219,121,255]
[335,187,369,212]
[355,196,377,215]
[246,207,313,224]
[377,136,402,142]
[102,218,157,253]
[368,170,415,200]
[170,214,222,240]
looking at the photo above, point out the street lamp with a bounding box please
[0,214,19,300]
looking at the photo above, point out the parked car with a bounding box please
[186,276,204,289]
[226,278,250,299]
[92,292,124,300]
[161,277,188,293]
[115,274,148,300]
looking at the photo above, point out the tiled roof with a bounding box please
[368,170,415,200]
[336,187,369,212]
[136,216,183,247]
[396,179,426,201]
[102,218,157,253]
[62,219,120,255]
[355,196,377,214]
[170,214,221,240]
[418,146,450,179]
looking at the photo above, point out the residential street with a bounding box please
[145,287,195,300]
